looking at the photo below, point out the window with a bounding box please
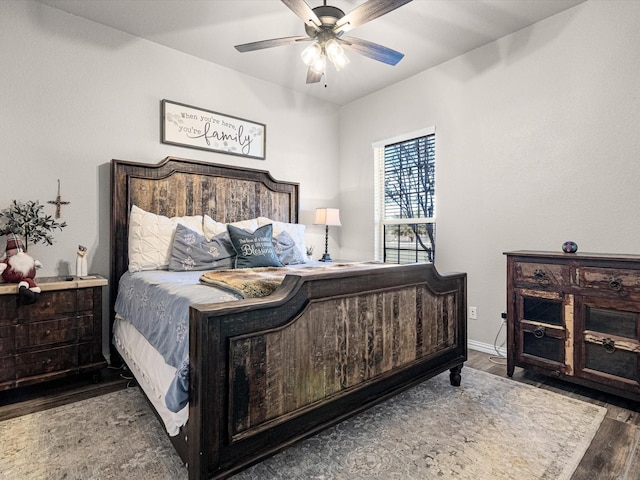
[373,128,436,263]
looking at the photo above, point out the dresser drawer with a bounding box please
[513,262,571,289]
[0,355,14,383]
[0,325,14,356]
[78,314,98,341]
[15,344,78,378]
[77,288,94,312]
[79,341,104,366]
[579,332,640,391]
[0,297,18,324]
[15,318,78,351]
[579,267,640,299]
[15,290,77,322]
[520,321,566,363]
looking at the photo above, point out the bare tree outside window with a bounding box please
[380,134,436,263]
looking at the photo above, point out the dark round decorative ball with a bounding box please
[562,241,578,253]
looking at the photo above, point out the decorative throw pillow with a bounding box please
[257,217,307,262]
[169,224,236,271]
[227,224,283,269]
[272,231,306,265]
[128,205,205,272]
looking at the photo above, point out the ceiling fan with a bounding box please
[234,0,413,84]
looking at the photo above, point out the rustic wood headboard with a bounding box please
[109,156,299,323]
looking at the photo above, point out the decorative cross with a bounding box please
[48,179,70,218]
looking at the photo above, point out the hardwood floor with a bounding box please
[466,349,640,480]
[1,351,638,479]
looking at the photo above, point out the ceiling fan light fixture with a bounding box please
[235,0,413,85]
[301,42,322,66]
[310,52,327,74]
[325,39,349,70]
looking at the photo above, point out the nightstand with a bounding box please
[0,275,108,391]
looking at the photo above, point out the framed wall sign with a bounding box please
[161,100,266,159]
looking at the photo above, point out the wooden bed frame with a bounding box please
[110,156,467,480]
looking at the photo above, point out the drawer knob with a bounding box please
[44,330,51,336]
[608,278,622,291]
[602,338,616,353]
[533,269,549,284]
[533,326,545,339]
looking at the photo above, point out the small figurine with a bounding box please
[76,245,88,277]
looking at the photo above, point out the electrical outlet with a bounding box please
[469,306,477,320]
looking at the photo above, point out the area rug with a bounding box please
[0,368,606,480]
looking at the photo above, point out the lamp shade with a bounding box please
[314,208,341,226]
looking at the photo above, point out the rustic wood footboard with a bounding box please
[186,262,466,479]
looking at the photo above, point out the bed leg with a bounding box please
[449,364,463,386]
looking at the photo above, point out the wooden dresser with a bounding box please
[0,276,107,391]
[505,250,640,401]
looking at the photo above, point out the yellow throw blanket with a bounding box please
[199,262,381,298]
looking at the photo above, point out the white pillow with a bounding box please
[128,205,204,272]
[203,215,259,240]
[257,217,307,262]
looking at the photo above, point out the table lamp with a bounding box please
[314,208,341,262]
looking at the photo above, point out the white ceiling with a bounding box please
[36,0,585,105]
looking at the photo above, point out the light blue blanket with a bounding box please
[114,270,240,412]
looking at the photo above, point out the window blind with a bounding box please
[384,135,435,220]
[372,128,436,262]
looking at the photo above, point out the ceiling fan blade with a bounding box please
[235,36,310,52]
[281,0,321,31]
[340,36,404,66]
[306,67,323,84]
[335,0,413,35]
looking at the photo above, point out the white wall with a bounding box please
[1,0,340,356]
[1,0,340,276]
[339,0,640,349]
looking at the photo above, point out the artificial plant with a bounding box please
[0,200,67,251]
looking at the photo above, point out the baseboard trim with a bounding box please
[468,339,506,358]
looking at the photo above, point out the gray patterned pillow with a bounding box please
[227,224,283,269]
[169,223,235,271]
[272,230,306,265]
